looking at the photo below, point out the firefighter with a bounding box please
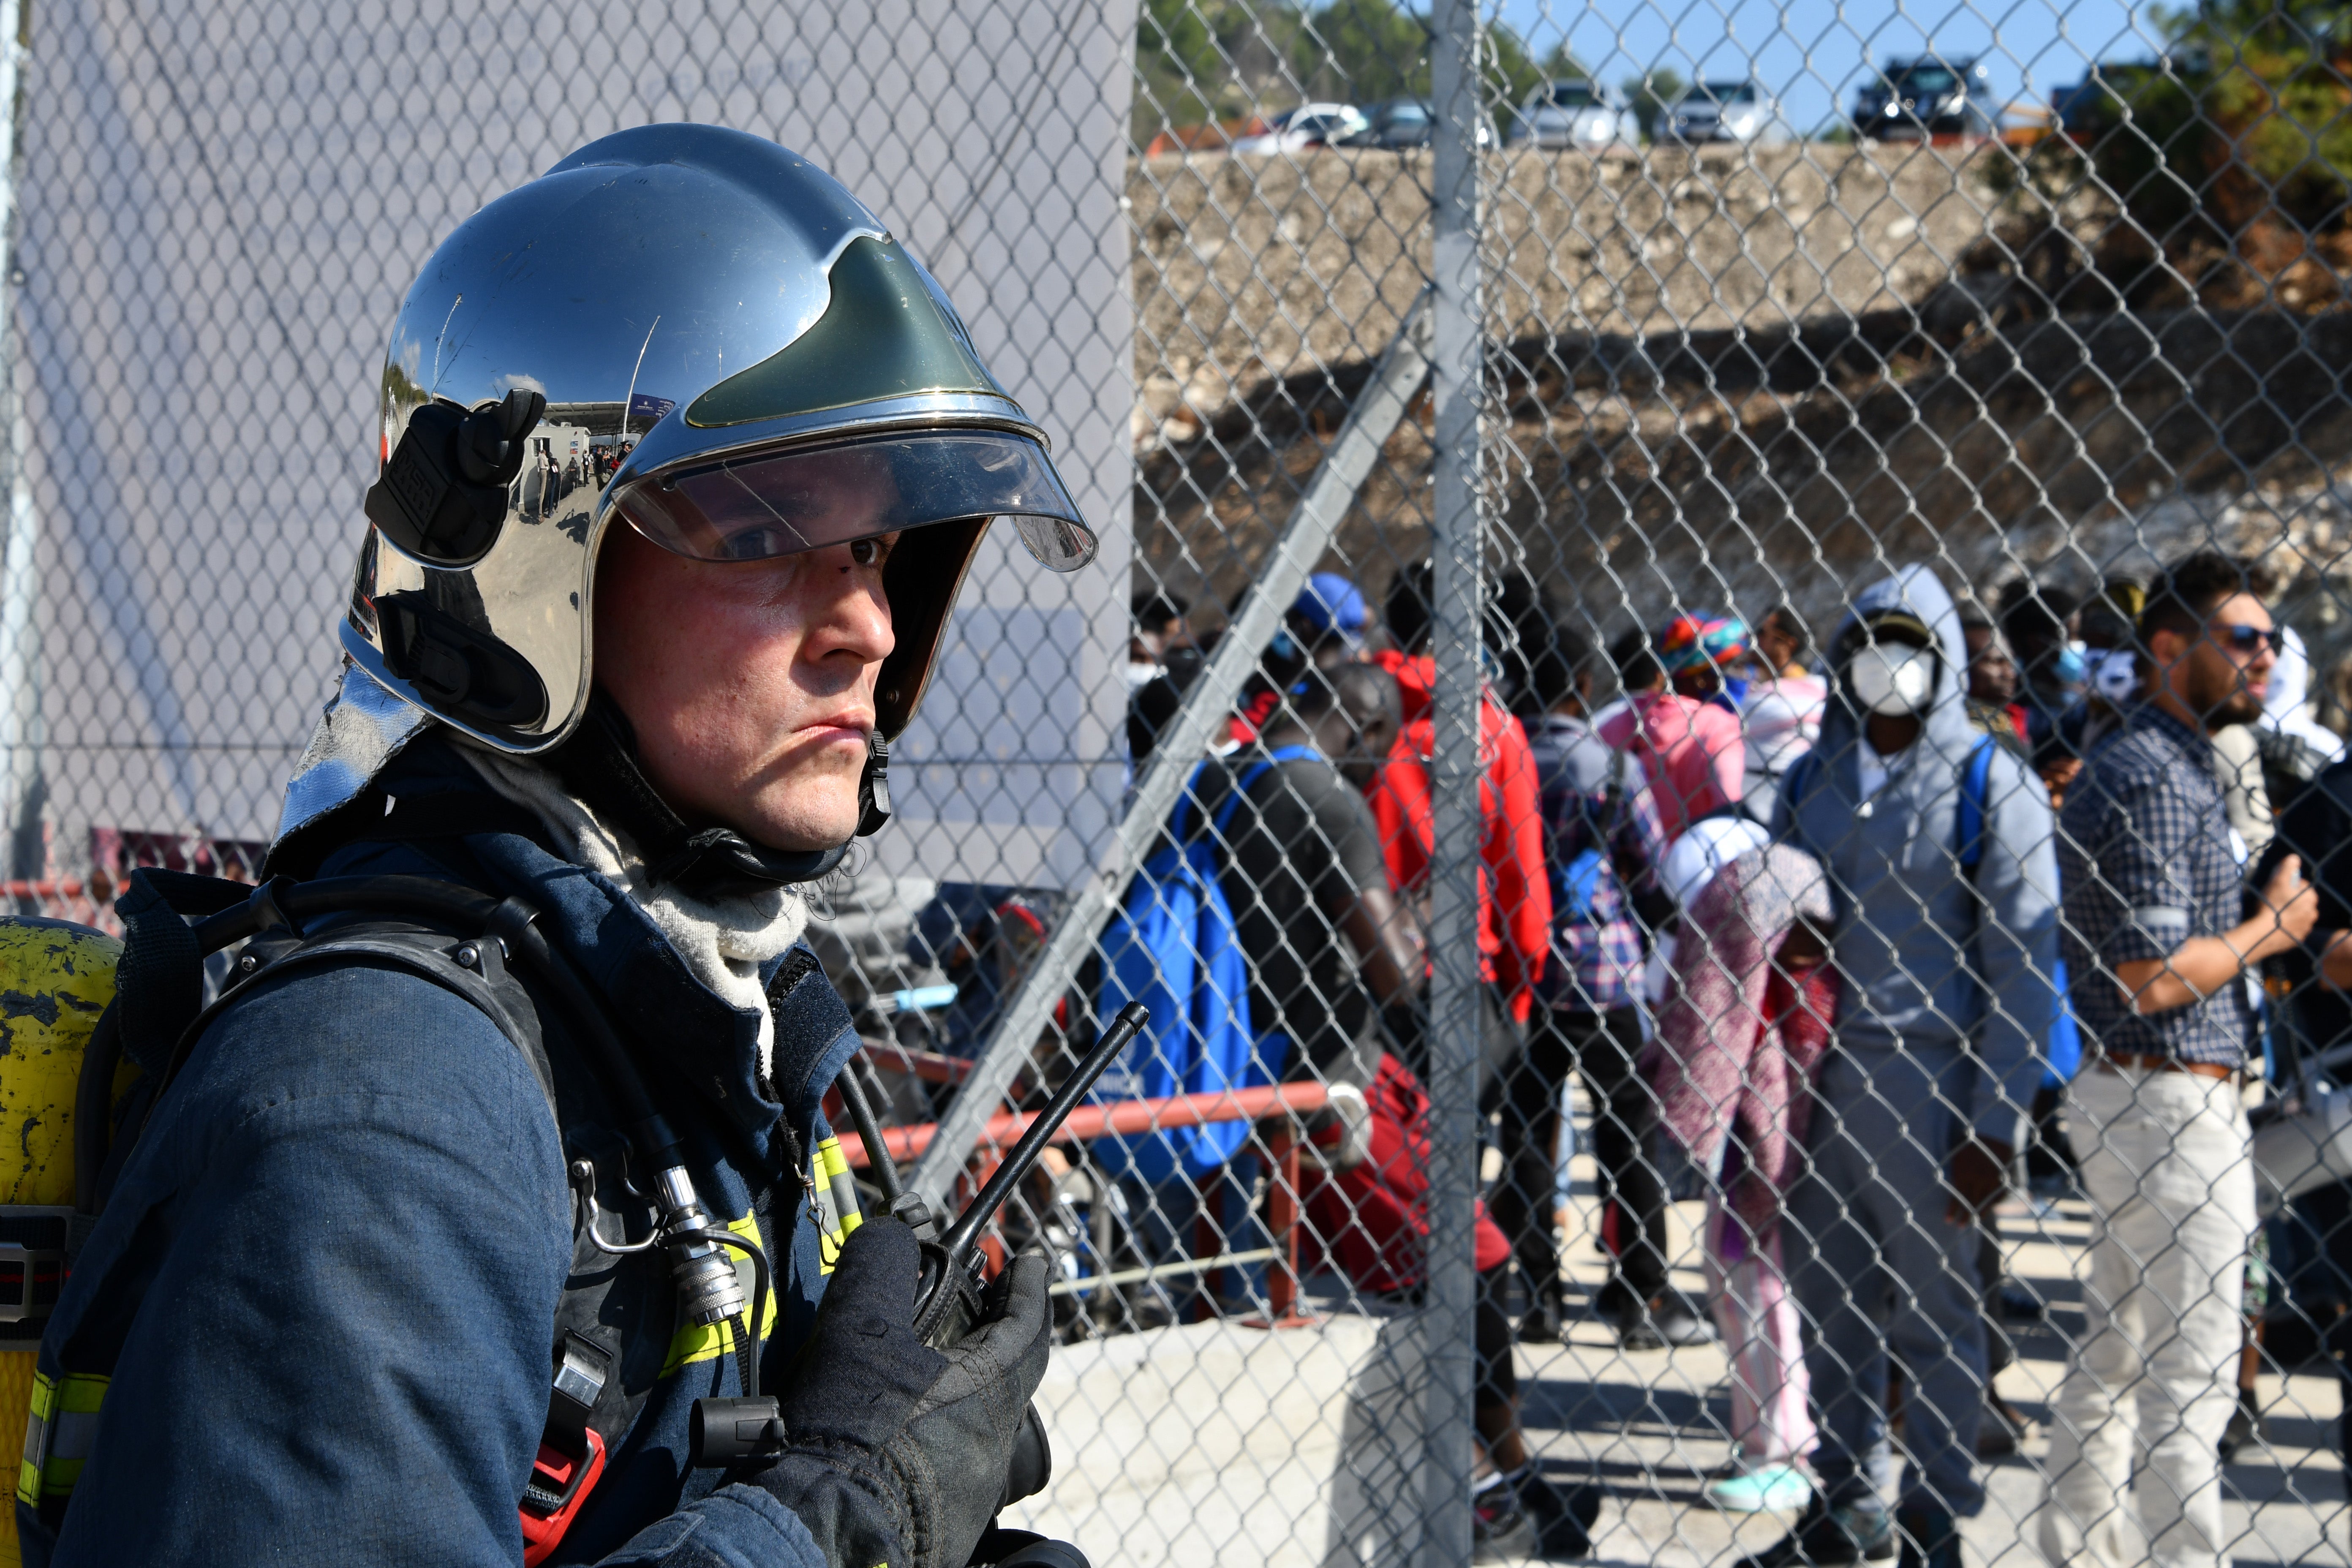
[20,125,1096,1567]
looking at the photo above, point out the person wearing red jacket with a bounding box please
[1367,563,1552,1040]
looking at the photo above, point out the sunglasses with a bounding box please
[2207,622,2284,656]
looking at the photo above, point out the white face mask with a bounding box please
[1847,643,1937,716]
[1124,659,1164,692]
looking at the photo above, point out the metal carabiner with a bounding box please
[569,1158,659,1257]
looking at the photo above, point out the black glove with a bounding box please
[749,1217,1052,1568]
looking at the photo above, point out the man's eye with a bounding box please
[850,535,894,567]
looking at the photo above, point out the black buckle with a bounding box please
[0,1206,74,1326]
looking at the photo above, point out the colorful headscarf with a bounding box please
[1656,612,1750,676]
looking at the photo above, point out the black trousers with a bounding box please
[1489,1005,1669,1307]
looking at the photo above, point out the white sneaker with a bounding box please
[1706,1462,1813,1514]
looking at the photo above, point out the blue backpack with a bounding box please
[1092,746,1314,1184]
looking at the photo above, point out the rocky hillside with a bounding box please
[1125,142,2352,718]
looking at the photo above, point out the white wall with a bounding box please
[14,0,1135,886]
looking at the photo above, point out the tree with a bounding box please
[1485,21,1555,109]
[1297,0,1429,102]
[1291,1,1562,109]
[2051,0,2352,240]
[1621,66,1687,142]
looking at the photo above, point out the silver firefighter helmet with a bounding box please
[345,122,1094,757]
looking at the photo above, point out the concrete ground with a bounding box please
[1517,1176,2349,1568]
[1012,1104,2352,1566]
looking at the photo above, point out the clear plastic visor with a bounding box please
[612,430,1095,571]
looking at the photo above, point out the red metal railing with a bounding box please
[857,1040,973,1086]
[839,1063,1329,1328]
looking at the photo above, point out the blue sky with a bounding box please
[1494,0,2172,132]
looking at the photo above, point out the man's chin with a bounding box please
[2205,693,2265,729]
[738,814,858,855]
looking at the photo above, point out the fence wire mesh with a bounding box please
[11,0,2352,1565]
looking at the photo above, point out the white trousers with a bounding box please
[2035,1064,2252,1568]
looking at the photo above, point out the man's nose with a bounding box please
[817,571,895,666]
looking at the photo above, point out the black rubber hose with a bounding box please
[833,1059,904,1207]
[672,1226,772,1399]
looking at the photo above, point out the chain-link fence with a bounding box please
[14,0,2352,1564]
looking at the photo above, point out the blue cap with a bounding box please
[1292,572,1369,641]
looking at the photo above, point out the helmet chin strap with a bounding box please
[550,693,849,896]
[856,733,891,837]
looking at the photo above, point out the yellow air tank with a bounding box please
[0,917,122,1568]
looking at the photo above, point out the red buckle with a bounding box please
[519,1427,606,1567]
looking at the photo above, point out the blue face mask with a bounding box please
[2053,642,2089,688]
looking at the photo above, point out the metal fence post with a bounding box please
[1419,2,1484,1563]
[0,0,35,883]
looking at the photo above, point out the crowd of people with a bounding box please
[1107,549,2352,1568]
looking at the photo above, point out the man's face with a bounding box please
[1755,623,1797,674]
[1335,706,1396,791]
[2163,591,2276,730]
[596,457,899,852]
[1965,626,2017,705]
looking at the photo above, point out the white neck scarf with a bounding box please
[457,746,811,1080]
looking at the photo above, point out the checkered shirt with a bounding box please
[2058,701,2257,1068]
[1528,714,1663,1014]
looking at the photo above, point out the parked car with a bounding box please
[1853,56,1995,140]
[1666,79,1792,144]
[1508,79,1639,152]
[1337,96,1496,150]
[1228,102,1369,155]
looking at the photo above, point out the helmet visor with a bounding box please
[613,430,1095,572]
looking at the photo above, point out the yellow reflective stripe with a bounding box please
[811,1141,844,1276]
[824,1136,863,1241]
[659,1213,776,1377]
[814,1137,863,1275]
[16,1369,53,1505]
[20,1372,104,1503]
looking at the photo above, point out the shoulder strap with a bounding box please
[1211,744,1320,840]
[1167,759,1215,845]
[1957,734,1999,875]
[131,922,559,1160]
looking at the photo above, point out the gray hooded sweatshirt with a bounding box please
[1772,566,2061,1146]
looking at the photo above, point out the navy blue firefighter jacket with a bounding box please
[20,738,859,1566]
